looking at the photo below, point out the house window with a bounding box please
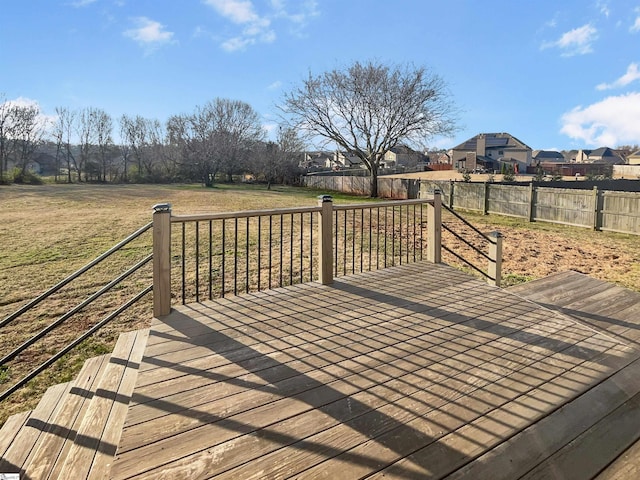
[498,150,504,155]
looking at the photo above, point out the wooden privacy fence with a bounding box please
[420,182,640,235]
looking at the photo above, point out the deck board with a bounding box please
[109,263,640,479]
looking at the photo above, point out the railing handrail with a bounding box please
[0,285,153,403]
[0,254,152,367]
[169,198,436,223]
[0,222,153,329]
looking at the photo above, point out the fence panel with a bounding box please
[452,183,485,212]
[487,184,530,218]
[533,187,594,228]
[600,191,640,234]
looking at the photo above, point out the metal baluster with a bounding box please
[290,213,294,285]
[234,217,238,296]
[181,223,186,304]
[269,215,273,290]
[208,220,212,300]
[195,221,200,302]
[257,216,262,291]
[246,217,250,293]
[221,219,226,298]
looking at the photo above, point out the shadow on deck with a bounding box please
[3,262,640,479]
[109,262,640,479]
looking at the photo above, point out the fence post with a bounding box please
[488,231,503,287]
[153,203,172,317]
[592,186,599,231]
[449,180,455,208]
[528,182,535,222]
[483,182,489,215]
[318,195,334,285]
[427,190,442,263]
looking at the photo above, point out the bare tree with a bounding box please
[12,103,47,178]
[94,109,113,182]
[76,107,100,181]
[0,94,16,183]
[53,107,76,182]
[168,98,265,187]
[254,127,305,188]
[280,60,457,197]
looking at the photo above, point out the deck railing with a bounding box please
[152,192,502,316]
[153,194,442,315]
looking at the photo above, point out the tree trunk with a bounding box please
[370,165,379,197]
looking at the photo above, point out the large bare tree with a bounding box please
[168,98,265,186]
[280,60,457,197]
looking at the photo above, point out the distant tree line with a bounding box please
[0,94,305,187]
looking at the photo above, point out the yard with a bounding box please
[0,183,638,425]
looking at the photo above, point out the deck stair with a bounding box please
[1,265,639,479]
[0,328,148,480]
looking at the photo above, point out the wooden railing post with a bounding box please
[317,195,334,285]
[427,190,442,263]
[488,231,503,287]
[153,203,172,317]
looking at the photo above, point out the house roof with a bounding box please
[533,150,564,160]
[452,132,531,151]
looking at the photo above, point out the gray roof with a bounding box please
[453,132,531,151]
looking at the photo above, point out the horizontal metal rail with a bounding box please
[442,223,493,263]
[442,244,494,281]
[0,222,152,329]
[443,204,496,244]
[0,285,153,403]
[0,254,152,366]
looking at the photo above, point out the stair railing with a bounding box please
[0,223,154,402]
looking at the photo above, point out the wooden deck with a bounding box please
[3,262,640,479]
[108,263,640,479]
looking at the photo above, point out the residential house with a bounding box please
[628,150,640,165]
[451,132,532,172]
[532,150,564,164]
[300,151,333,170]
[575,147,624,164]
[382,145,426,169]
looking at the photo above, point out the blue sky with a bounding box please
[2,0,640,151]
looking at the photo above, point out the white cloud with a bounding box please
[597,1,610,17]
[541,24,598,56]
[124,17,174,52]
[596,63,640,90]
[560,92,640,146]
[203,0,317,51]
[68,0,97,7]
[268,80,282,90]
[631,9,640,33]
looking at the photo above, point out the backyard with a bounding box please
[0,183,639,425]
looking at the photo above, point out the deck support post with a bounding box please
[318,195,334,285]
[153,203,172,317]
[427,190,442,263]
[488,231,503,287]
